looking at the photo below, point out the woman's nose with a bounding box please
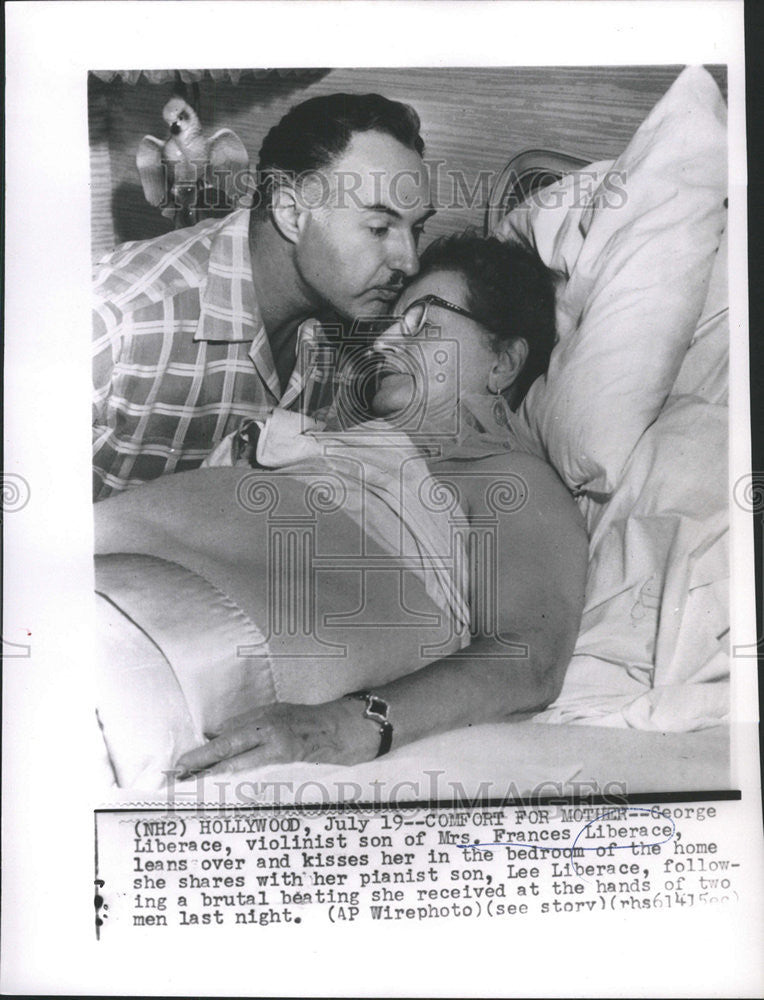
[372,318,407,354]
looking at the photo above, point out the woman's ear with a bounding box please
[488,338,528,394]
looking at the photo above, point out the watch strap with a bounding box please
[346,691,393,758]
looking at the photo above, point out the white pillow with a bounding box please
[670,225,728,405]
[494,66,728,495]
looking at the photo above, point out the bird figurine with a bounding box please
[136,97,250,228]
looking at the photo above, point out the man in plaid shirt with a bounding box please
[93,93,434,500]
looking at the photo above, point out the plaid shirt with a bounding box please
[93,209,338,500]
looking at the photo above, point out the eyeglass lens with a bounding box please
[401,299,428,338]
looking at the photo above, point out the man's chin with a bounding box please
[359,301,391,320]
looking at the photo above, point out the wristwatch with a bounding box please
[345,691,393,758]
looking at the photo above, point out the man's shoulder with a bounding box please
[93,211,246,312]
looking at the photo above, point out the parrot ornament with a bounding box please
[137,97,250,228]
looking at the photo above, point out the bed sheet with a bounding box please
[97,715,730,803]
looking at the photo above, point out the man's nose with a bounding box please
[387,231,420,277]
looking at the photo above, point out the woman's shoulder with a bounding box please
[435,449,562,484]
[434,451,580,520]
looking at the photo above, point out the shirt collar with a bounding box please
[195,208,263,344]
[277,318,331,408]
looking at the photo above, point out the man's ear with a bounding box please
[489,338,529,394]
[269,176,308,245]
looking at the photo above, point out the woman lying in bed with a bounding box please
[94,233,588,784]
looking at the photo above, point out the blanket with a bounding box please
[95,421,472,788]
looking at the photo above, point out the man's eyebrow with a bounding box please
[362,203,437,225]
[362,203,403,220]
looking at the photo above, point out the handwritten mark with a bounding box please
[458,807,676,876]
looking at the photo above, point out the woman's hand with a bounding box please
[175,699,382,778]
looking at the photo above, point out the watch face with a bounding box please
[367,696,387,719]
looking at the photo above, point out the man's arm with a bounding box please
[92,300,122,500]
[176,452,589,775]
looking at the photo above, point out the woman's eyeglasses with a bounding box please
[398,294,482,338]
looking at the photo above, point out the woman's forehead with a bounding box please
[399,270,469,311]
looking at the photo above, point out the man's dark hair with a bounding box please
[255,92,425,208]
[416,232,557,407]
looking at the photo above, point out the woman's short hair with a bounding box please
[256,93,425,208]
[416,233,557,406]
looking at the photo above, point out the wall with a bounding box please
[89,65,727,261]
